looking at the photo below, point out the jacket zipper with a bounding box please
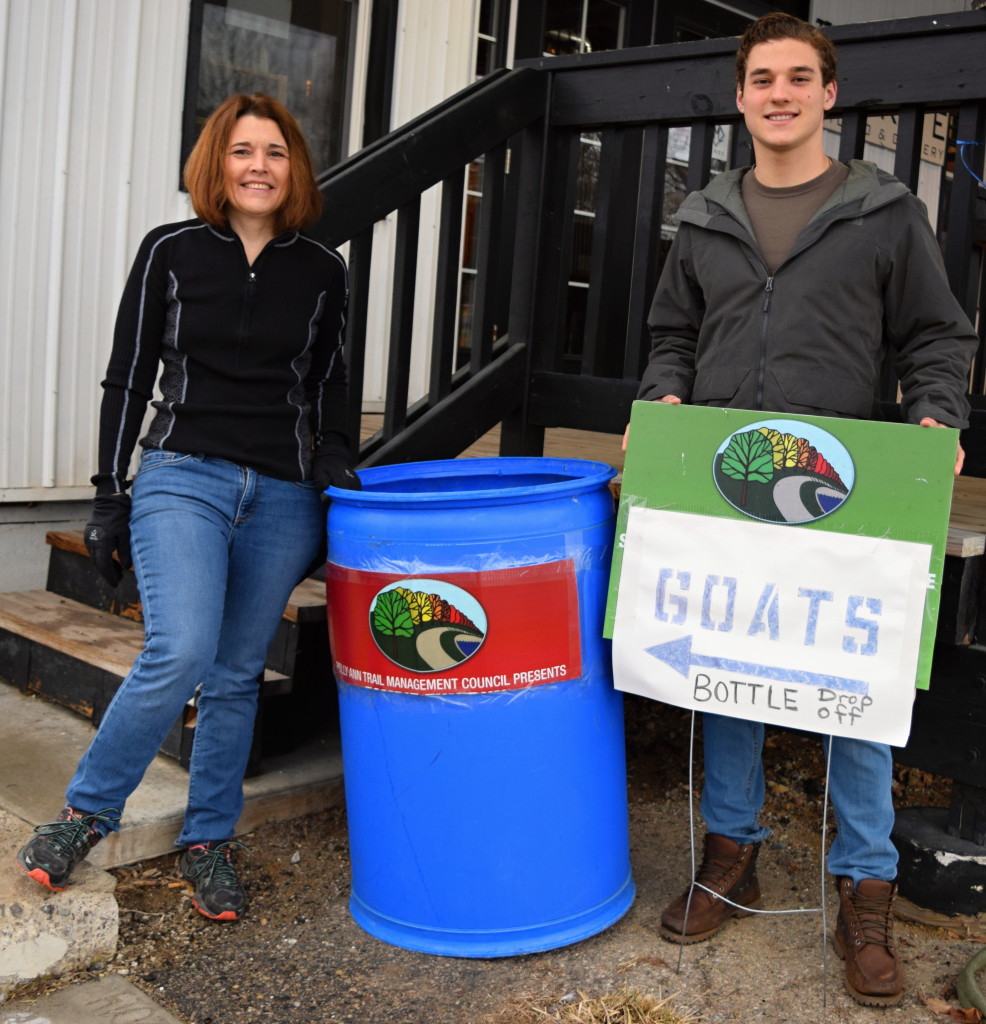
[692,177,907,413]
[236,270,257,366]
[756,275,774,410]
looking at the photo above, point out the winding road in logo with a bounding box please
[415,625,484,669]
[369,578,487,672]
[713,418,855,525]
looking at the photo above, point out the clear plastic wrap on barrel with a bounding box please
[325,457,634,956]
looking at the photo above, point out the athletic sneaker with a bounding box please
[16,806,121,891]
[179,840,249,921]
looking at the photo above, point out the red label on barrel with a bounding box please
[326,560,582,694]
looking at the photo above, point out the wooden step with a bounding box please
[0,590,143,708]
[0,590,291,767]
[44,529,332,692]
[45,530,328,624]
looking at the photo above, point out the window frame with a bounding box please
[179,0,358,189]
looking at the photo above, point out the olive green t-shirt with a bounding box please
[741,159,850,273]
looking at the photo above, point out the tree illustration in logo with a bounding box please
[719,428,775,507]
[372,588,415,658]
[714,421,853,524]
[369,580,486,672]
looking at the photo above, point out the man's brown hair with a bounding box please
[183,93,323,233]
[736,12,837,89]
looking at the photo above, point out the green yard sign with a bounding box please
[606,403,958,745]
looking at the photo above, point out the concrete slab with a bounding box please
[0,811,117,999]
[0,686,344,869]
[0,974,181,1024]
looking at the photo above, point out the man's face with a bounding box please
[736,38,837,156]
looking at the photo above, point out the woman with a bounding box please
[16,93,358,921]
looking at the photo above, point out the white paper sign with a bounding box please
[612,507,932,745]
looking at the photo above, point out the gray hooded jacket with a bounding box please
[640,159,976,427]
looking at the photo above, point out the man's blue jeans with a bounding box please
[66,451,323,846]
[701,712,898,884]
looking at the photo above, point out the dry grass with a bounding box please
[519,987,704,1024]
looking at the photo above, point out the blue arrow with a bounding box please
[645,635,869,695]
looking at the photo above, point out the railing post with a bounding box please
[383,200,421,439]
[428,168,466,406]
[345,227,373,460]
[472,143,508,373]
[582,127,644,379]
[502,116,550,457]
[944,102,986,326]
[624,123,670,382]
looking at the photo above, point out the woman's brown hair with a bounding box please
[183,93,323,233]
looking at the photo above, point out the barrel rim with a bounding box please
[328,456,617,506]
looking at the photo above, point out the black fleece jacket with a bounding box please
[94,219,350,495]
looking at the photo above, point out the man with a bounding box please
[634,12,977,1008]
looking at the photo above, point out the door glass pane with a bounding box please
[189,0,354,175]
[544,0,624,55]
[583,1,624,52]
[544,0,584,54]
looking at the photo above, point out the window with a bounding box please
[182,0,355,178]
[475,0,505,77]
[543,0,625,54]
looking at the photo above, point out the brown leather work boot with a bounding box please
[832,877,905,1007]
[660,833,762,943]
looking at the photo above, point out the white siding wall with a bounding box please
[0,0,482,492]
[0,0,192,502]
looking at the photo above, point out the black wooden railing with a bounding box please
[315,68,548,466]
[316,11,986,468]
[509,11,986,452]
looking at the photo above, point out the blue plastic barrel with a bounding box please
[325,457,634,957]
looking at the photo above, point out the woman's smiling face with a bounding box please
[223,115,291,226]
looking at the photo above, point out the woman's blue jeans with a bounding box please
[66,452,323,846]
[700,712,898,884]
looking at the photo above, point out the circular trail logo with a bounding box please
[369,578,487,672]
[712,419,855,524]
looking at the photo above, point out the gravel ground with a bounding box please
[11,697,986,1024]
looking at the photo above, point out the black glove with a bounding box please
[300,453,360,582]
[312,452,362,499]
[84,493,133,587]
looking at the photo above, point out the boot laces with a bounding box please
[851,892,895,949]
[696,848,748,888]
[186,840,250,886]
[35,807,120,857]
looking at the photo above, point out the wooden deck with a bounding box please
[359,415,626,472]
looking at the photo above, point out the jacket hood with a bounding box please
[676,158,910,237]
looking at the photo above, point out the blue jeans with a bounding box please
[700,712,898,884]
[66,452,323,845]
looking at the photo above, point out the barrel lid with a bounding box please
[327,456,616,507]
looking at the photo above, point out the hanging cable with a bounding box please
[821,734,834,1010]
[956,140,985,189]
[675,710,700,974]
